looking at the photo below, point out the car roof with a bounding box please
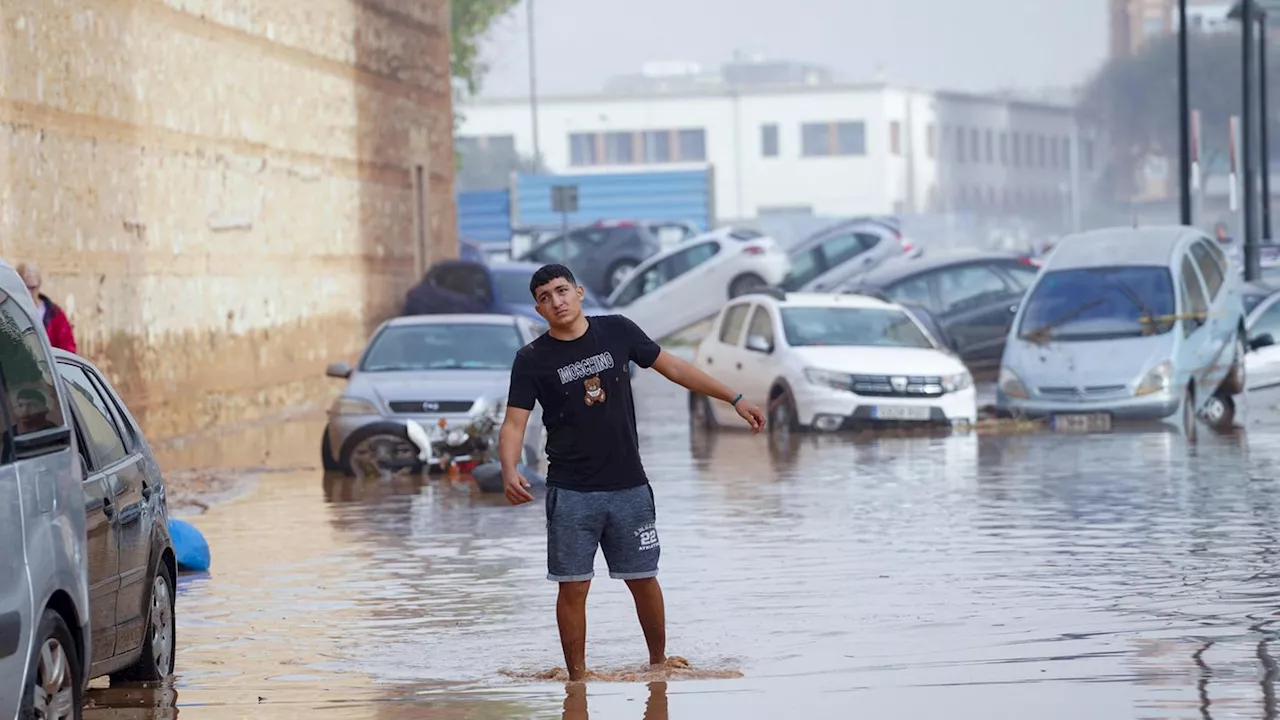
[849,247,1023,287]
[385,313,521,327]
[737,290,904,311]
[1043,226,1199,270]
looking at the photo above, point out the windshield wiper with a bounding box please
[1109,278,1165,334]
[1022,297,1107,346]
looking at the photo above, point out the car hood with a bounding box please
[1004,333,1175,390]
[347,370,510,408]
[792,346,967,377]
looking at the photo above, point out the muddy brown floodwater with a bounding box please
[83,370,1280,719]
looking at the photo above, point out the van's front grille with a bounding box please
[1036,385,1128,399]
[852,375,944,398]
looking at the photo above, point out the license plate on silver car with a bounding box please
[1050,412,1113,433]
[872,405,931,421]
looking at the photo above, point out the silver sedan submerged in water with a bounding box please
[321,313,547,477]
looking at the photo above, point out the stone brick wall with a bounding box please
[0,0,457,439]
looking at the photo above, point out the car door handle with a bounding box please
[736,362,743,370]
[706,357,713,365]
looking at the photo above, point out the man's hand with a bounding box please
[503,468,534,505]
[734,398,766,433]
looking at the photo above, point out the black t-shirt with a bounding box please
[507,314,662,492]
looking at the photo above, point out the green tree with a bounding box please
[1079,29,1280,200]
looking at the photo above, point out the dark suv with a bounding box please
[516,222,663,296]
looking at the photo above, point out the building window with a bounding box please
[970,128,980,164]
[570,133,597,166]
[956,127,966,162]
[1083,137,1095,171]
[1025,134,1035,167]
[800,121,865,157]
[985,129,994,164]
[927,124,936,158]
[678,129,706,161]
[604,131,635,164]
[1037,135,1047,168]
[1000,132,1009,164]
[761,124,779,157]
[643,130,671,163]
[890,121,902,156]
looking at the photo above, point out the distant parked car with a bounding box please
[0,261,90,720]
[403,260,609,324]
[996,226,1246,438]
[1242,280,1280,390]
[321,314,548,476]
[55,350,177,687]
[841,248,1042,374]
[516,221,663,296]
[605,226,791,341]
[779,218,919,293]
[689,288,976,432]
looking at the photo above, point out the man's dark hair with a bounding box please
[530,264,577,298]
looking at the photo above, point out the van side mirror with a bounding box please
[1250,333,1275,351]
[745,334,772,353]
[326,362,353,379]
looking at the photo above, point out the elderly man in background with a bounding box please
[16,262,77,353]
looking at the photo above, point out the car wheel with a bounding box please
[689,392,717,431]
[1223,332,1247,395]
[606,261,638,293]
[339,423,425,477]
[729,273,766,299]
[19,609,82,720]
[320,426,342,473]
[112,562,176,683]
[1202,391,1236,430]
[769,388,799,434]
[1182,384,1198,443]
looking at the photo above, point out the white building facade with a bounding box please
[456,84,1096,224]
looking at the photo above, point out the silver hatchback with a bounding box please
[0,262,91,720]
[997,226,1246,436]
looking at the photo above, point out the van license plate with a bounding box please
[872,405,932,421]
[1050,413,1112,433]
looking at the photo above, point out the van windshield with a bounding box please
[1018,266,1176,343]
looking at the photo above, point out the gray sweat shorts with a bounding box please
[544,483,659,582]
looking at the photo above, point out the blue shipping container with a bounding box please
[513,169,714,231]
[457,189,512,242]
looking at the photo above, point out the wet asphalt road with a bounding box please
[84,370,1280,719]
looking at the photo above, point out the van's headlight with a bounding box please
[804,368,854,391]
[1134,360,1173,396]
[330,397,378,415]
[942,371,973,393]
[998,366,1029,399]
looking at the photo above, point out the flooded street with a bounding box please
[84,369,1280,719]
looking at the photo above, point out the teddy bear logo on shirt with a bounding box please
[584,375,607,406]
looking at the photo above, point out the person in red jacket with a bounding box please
[16,262,77,353]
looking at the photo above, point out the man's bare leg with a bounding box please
[625,577,667,665]
[557,580,591,681]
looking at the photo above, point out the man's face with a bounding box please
[533,277,584,326]
[14,393,47,432]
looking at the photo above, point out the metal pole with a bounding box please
[526,0,541,170]
[1245,0,1260,280]
[1070,112,1082,232]
[1178,0,1193,225]
[1261,13,1273,240]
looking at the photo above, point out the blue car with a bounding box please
[403,259,609,324]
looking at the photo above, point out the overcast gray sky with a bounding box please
[473,0,1109,99]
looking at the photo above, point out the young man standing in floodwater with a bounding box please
[499,263,766,681]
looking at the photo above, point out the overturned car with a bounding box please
[320,313,547,477]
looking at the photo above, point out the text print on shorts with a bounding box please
[545,484,659,582]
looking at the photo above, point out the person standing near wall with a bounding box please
[16,262,77,353]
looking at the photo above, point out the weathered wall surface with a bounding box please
[0,0,457,439]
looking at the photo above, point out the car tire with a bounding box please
[769,387,799,433]
[606,260,638,294]
[1182,384,1198,443]
[1223,331,1247,395]
[19,608,83,720]
[320,426,342,473]
[338,422,425,477]
[729,273,766,299]
[111,562,176,684]
[689,392,717,431]
[1202,391,1236,430]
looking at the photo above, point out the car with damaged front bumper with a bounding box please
[320,313,547,477]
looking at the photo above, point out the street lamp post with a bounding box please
[527,0,541,171]
[1178,0,1193,225]
[1261,13,1273,240]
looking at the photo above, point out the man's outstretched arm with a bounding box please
[498,406,535,504]
[650,349,766,432]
